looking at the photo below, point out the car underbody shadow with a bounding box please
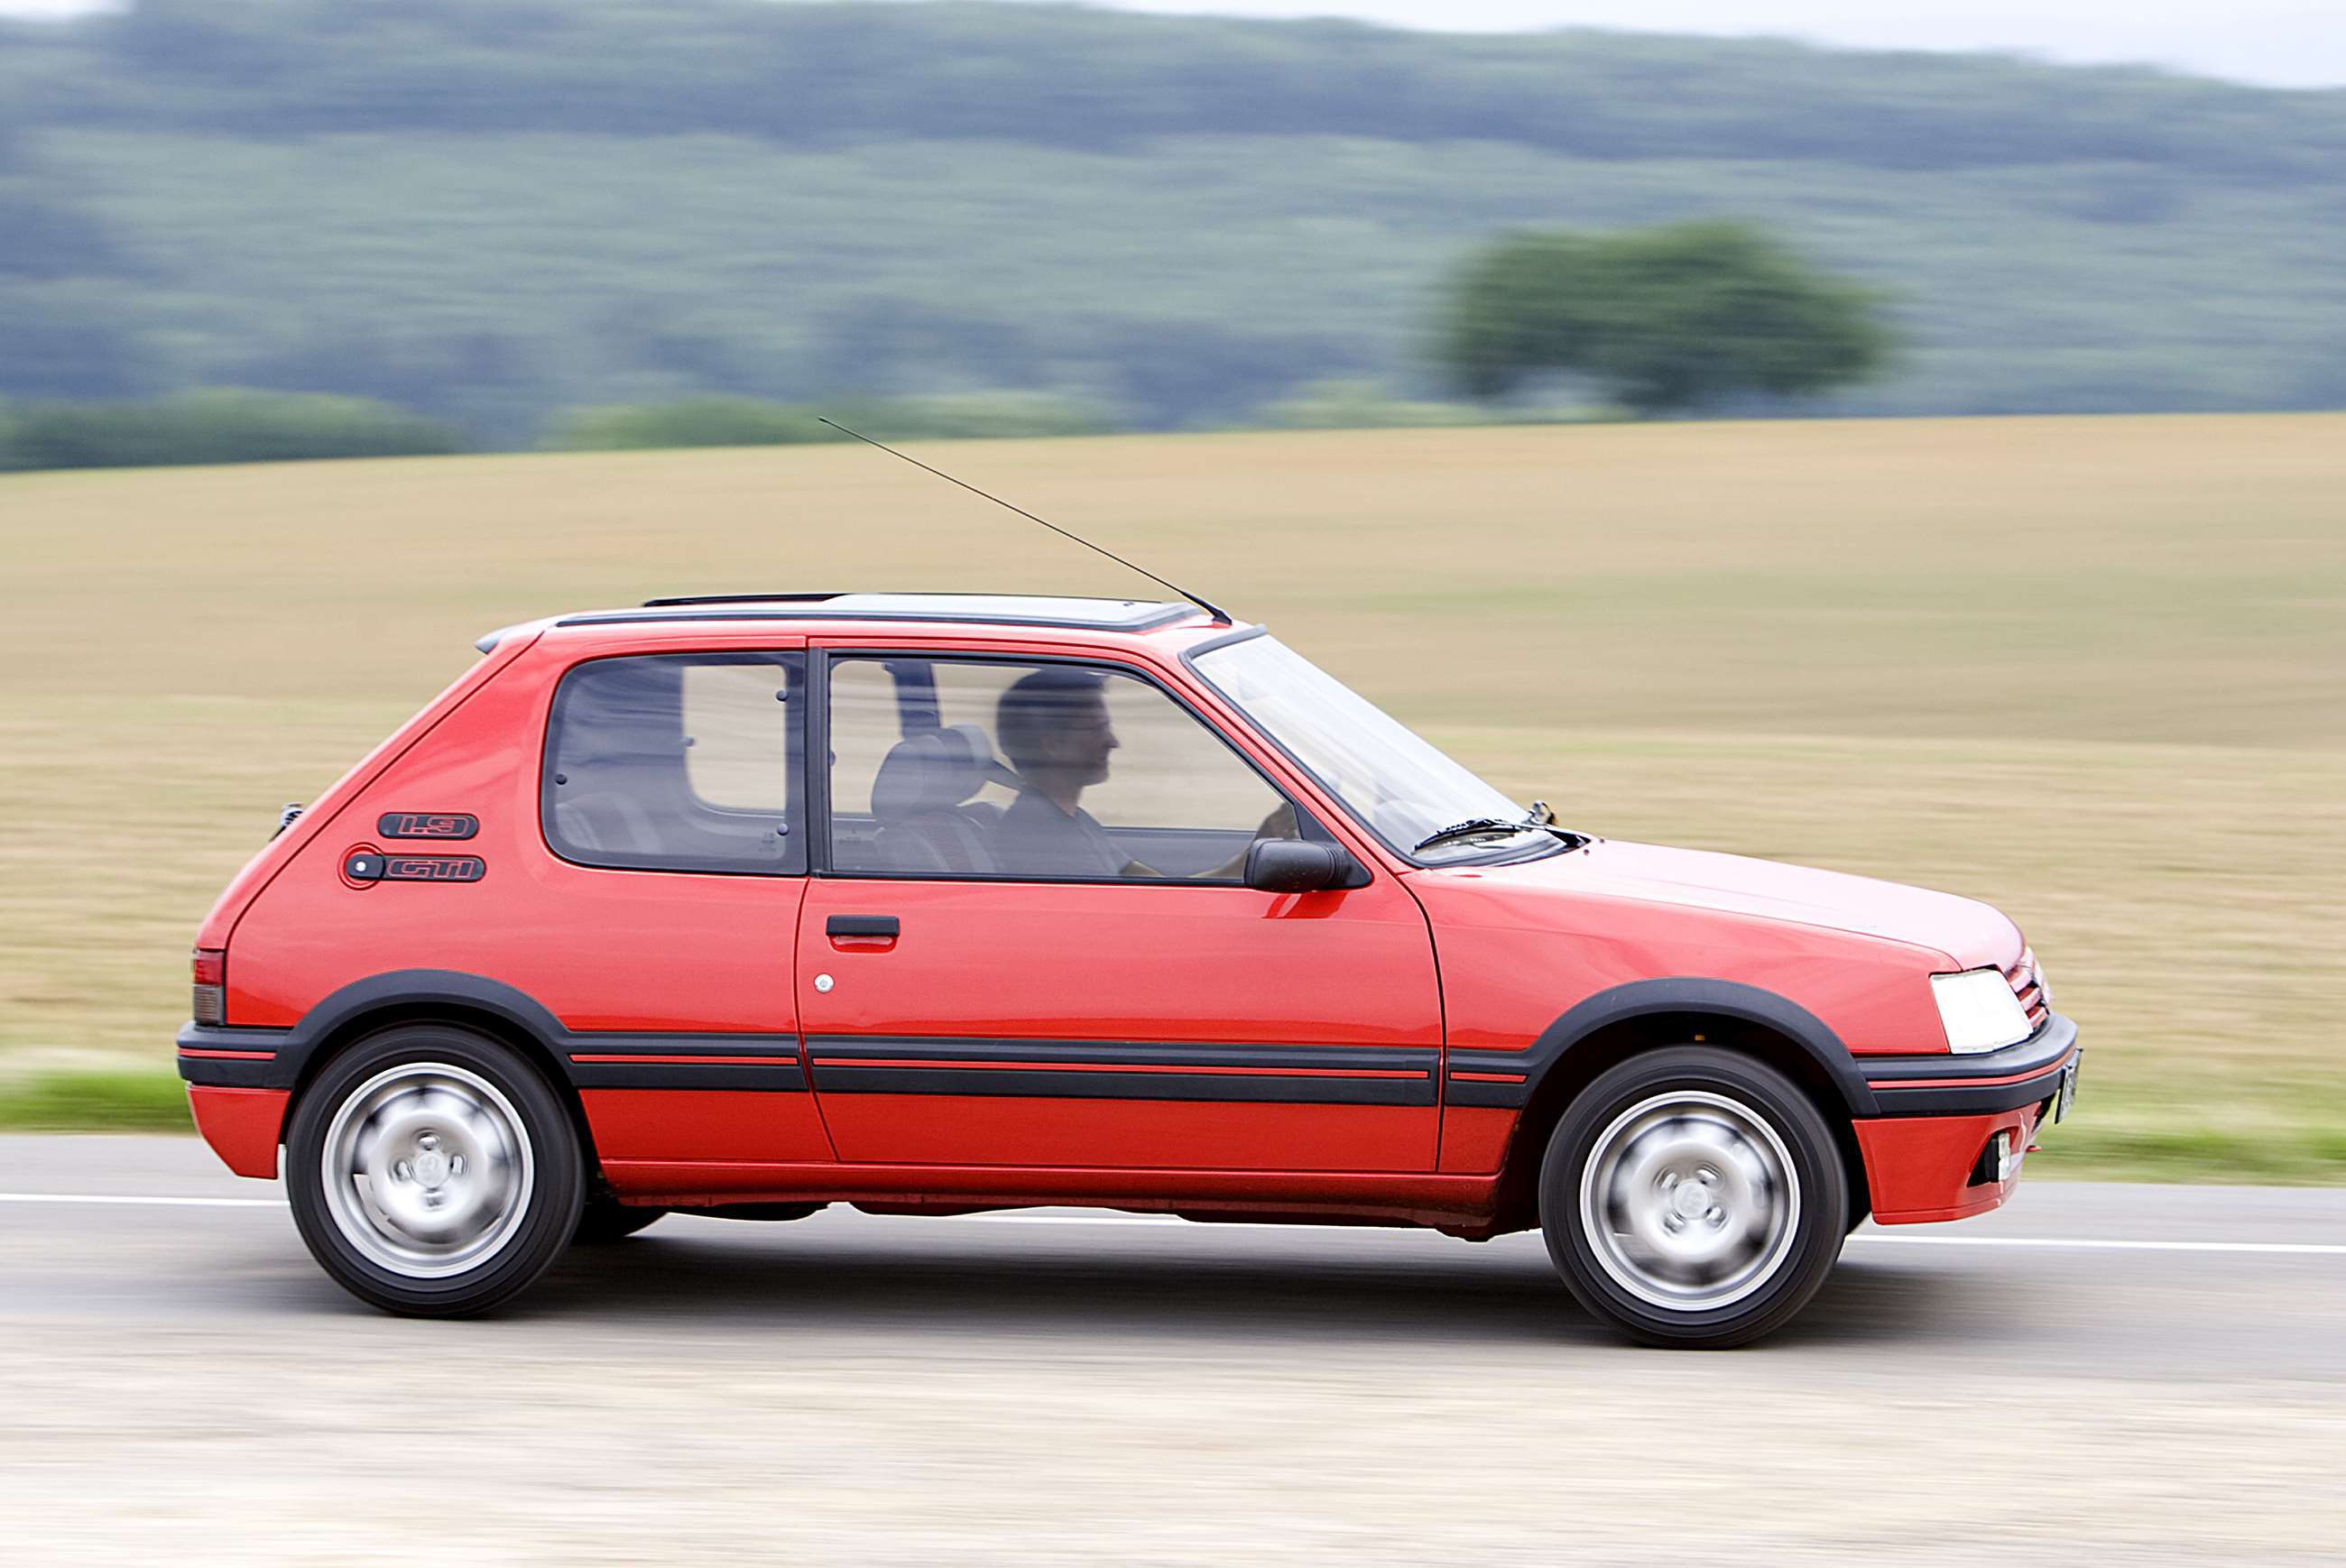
[1765,1246,2008,1348]
[494,1216,1985,1350]
[531,1220,1589,1345]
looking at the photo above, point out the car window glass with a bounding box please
[681,663,792,810]
[828,657,1288,881]
[543,652,805,875]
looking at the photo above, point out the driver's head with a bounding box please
[997,668,1118,789]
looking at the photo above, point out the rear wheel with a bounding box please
[1539,1046,1846,1348]
[285,1025,584,1317]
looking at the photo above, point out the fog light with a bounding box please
[1970,1130,2016,1186]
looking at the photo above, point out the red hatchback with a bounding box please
[180,593,2078,1345]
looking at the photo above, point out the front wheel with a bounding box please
[285,1025,585,1317]
[1540,1047,1847,1348]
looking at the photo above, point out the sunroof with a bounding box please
[825,594,1187,626]
[559,593,1202,632]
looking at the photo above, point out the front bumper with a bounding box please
[1860,1011,2078,1117]
[1853,1013,2079,1224]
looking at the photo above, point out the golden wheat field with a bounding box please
[3,414,2341,1176]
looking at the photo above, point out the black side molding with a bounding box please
[175,970,811,1094]
[807,1036,1439,1107]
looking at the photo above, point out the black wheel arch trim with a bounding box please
[176,970,808,1093]
[1444,978,1883,1118]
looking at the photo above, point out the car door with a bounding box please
[796,646,1444,1172]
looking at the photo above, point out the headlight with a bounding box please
[1930,968,2033,1054]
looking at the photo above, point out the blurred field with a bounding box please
[3,414,2341,1177]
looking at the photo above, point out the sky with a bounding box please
[3,0,2341,90]
[1044,1,2346,88]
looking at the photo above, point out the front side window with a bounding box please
[543,652,805,874]
[828,657,1292,881]
[1192,633,1552,864]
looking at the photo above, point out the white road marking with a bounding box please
[0,1192,280,1209]
[1848,1233,2346,1256]
[2,1194,2341,1256]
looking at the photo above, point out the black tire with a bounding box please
[575,1194,667,1244]
[284,1024,585,1317]
[1538,1046,1847,1349]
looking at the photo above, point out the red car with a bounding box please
[180,593,2077,1346]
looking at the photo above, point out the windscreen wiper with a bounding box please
[1412,816,1538,853]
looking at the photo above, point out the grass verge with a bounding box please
[0,1071,192,1134]
[2031,1121,2346,1186]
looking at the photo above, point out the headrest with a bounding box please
[871,723,994,822]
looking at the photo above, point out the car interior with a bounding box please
[541,651,1301,881]
[827,657,1298,881]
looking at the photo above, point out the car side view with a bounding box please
[179,593,2078,1346]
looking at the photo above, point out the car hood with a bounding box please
[1466,838,2024,972]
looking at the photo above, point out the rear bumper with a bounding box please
[186,1086,288,1179]
[177,1020,293,1088]
[1852,1013,2078,1224]
[179,1021,293,1178]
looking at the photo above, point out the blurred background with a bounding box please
[2,0,2340,1180]
[4,4,2344,1561]
[4,0,2346,449]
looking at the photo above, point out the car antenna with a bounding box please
[817,416,1232,624]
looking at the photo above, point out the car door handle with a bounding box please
[827,915,900,939]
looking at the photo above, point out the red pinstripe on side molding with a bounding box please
[569,1054,801,1066]
[810,1056,1426,1079]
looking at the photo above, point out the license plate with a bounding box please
[2055,1060,2079,1123]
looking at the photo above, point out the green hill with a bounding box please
[5,0,2344,436]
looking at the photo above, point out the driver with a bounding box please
[993,669,1148,877]
[992,669,1292,880]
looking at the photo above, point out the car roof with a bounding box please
[552,593,1207,634]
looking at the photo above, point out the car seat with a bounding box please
[555,780,665,857]
[869,723,1003,873]
[545,664,705,860]
[550,742,681,860]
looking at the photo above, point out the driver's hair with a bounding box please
[995,668,1108,774]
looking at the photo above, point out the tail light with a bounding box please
[191,948,226,1026]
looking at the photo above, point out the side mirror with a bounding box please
[1244,837,1364,893]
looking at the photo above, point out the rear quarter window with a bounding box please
[541,651,805,875]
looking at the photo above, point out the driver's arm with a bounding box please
[1200,801,1299,881]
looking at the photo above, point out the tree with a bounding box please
[1437,220,1894,415]
[0,389,462,471]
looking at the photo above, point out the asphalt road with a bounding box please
[4,1136,2342,1565]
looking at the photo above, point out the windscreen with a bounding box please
[1192,634,1549,863]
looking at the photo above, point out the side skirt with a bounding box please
[600,1158,1501,1229]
